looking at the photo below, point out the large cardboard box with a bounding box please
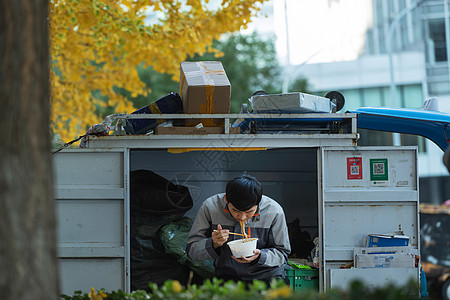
[180,61,231,127]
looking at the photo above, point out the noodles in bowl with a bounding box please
[227,238,258,257]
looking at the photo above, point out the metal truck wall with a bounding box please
[54,150,127,295]
[54,147,320,294]
[319,147,420,291]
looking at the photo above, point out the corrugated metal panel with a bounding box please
[54,150,128,295]
[59,259,124,294]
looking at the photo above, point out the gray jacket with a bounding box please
[186,193,291,281]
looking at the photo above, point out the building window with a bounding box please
[402,84,423,108]
[429,19,447,62]
[332,84,426,153]
[401,134,427,153]
[336,84,422,112]
[358,129,393,147]
[357,130,427,153]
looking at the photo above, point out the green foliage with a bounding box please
[120,32,310,113]
[114,64,179,110]
[61,278,421,300]
[289,77,310,95]
[61,290,87,300]
[190,32,285,112]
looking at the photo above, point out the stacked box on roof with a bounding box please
[180,61,231,127]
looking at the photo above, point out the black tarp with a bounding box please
[130,170,194,291]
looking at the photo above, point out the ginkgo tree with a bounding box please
[50,0,267,142]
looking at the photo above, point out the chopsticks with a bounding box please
[229,232,246,237]
[213,230,246,237]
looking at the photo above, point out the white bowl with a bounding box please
[227,238,258,257]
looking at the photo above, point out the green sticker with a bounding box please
[370,158,388,181]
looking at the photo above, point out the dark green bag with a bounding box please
[160,217,215,278]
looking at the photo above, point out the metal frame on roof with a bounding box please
[86,113,359,149]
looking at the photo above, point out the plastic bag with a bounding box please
[79,114,118,148]
[159,217,215,279]
[124,92,183,135]
[311,237,320,268]
[129,170,195,290]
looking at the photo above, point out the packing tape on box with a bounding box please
[205,85,214,114]
[183,70,215,85]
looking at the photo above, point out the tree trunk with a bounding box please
[0,1,59,299]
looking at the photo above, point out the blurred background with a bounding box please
[50,1,450,297]
[136,0,450,200]
[231,1,450,298]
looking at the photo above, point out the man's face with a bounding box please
[228,202,258,222]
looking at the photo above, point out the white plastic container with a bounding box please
[227,238,258,257]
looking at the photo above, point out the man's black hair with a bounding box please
[225,175,263,211]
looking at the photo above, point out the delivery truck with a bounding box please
[53,102,450,296]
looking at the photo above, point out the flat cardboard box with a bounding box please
[180,61,231,127]
[155,126,240,135]
[355,253,415,269]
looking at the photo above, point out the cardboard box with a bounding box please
[365,234,410,247]
[250,92,335,113]
[155,126,240,135]
[180,61,231,127]
[355,253,415,269]
[354,246,418,268]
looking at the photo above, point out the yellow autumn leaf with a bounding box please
[50,0,268,142]
[265,285,292,300]
[172,280,182,293]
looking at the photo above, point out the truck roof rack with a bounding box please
[84,112,358,149]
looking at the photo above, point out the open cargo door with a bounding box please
[318,146,420,291]
[53,149,129,295]
[351,107,450,151]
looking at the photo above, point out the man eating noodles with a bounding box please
[186,175,291,285]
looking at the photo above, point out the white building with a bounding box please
[250,0,450,203]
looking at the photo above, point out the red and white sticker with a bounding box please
[347,157,362,180]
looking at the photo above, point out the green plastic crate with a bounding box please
[285,268,319,291]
